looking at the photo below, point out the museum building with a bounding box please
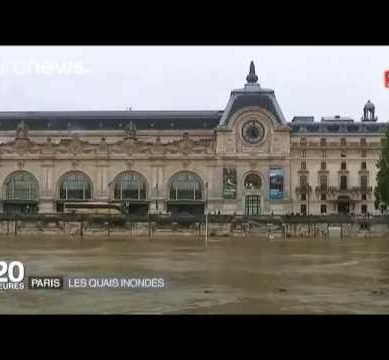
[0,62,386,216]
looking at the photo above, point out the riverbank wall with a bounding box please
[0,214,388,239]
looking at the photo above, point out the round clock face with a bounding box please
[242,120,265,144]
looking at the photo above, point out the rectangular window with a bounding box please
[321,194,327,201]
[320,204,327,214]
[301,151,306,158]
[300,175,308,187]
[301,194,306,201]
[340,176,348,190]
[361,162,367,170]
[301,161,306,170]
[361,175,368,189]
[319,175,327,189]
[340,138,346,146]
[321,161,326,170]
[361,138,367,146]
[301,204,307,215]
[322,151,326,159]
[320,138,327,146]
[362,193,367,201]
[341,162,347,170]
[361,204,367,214]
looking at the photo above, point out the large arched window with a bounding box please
[4,171,39,201]
[114,172,147,200]
[169,172,202,201]
[244,173,262,190]
[59,172,92,200]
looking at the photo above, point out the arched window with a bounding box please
[114,172,147,200]
[4,171,38,201]
[244,174,262,190]
[169,172,202,200]
[59,172,91,200]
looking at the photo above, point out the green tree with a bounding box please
[376,126,389,212]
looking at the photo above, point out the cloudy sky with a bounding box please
[0,46,388,122]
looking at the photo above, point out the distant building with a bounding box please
[0,62,385,216]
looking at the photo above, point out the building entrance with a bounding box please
[122,201,149,216]
[167,201,205,215]
[3,201,38,215]
[337,196,350,214]
[245,195,261,216]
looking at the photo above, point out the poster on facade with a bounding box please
[269,168,284,200]
[223,168,237,199]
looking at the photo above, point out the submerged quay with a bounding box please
[0,213,387,239]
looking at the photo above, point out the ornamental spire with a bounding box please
[246,61,258,84]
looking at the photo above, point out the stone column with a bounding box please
[95,163,109,201]
[39,163,55,213]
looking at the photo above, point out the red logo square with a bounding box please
[385,70,389,88]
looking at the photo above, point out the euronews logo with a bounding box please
[0,261,25,290]
[0,59,90,76]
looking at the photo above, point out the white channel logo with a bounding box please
[0,261,25,290]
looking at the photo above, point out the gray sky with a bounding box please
[0,46,388,122]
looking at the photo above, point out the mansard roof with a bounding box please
[0,111,223,131]
[0,63,385,135]
[218,62,287,128]
[0,110,385,134]
[289,116,388,135]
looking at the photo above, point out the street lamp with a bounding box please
[307,182,310,216]
[205,181,209,247]
[155,182,159,213]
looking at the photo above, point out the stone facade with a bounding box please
[0,62,386,216]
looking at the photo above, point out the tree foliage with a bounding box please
[375,126,389,210]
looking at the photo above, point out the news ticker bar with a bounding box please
[1,277,166,291]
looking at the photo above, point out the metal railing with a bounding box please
[314,186,372,194]
[295,185,312,194]
[2,213,389,226]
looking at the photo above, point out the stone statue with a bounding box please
[69,135,82,154]
[98,137,109,153]
[41,137,54,154]
[124,120,136,139]
[181,132,192,152]
[153,136,166,154]
[16,120,28,138]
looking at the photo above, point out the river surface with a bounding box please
[0,234,388,314]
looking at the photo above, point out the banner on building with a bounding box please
[269,168,284,200]
[223,168,237,199]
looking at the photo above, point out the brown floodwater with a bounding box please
[0,234,389,314]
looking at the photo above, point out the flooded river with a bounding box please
[0,234,388,314]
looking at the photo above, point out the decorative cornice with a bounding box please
[0,133,216,158]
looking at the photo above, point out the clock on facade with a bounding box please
[242,120,265,144]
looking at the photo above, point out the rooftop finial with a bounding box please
[246,61,258,84]
[362,99,377,122]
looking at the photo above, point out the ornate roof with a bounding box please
[289,119,388,134]
[364,100,375,110]
[218,61,287,128]
[0,110,385,134]
[0,63,383,135]
[0,111,222,131]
